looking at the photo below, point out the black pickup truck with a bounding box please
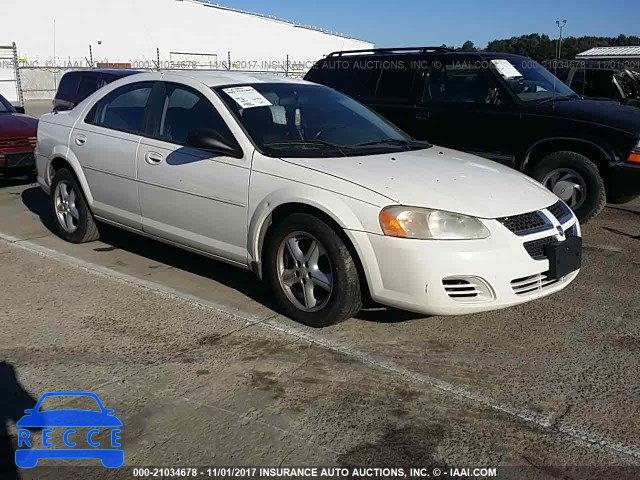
[306,48,640,222]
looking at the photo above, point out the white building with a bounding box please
[0,0,372,101]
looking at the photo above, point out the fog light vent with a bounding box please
[442,277,494,303]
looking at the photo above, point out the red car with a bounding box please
[0,93,38,177]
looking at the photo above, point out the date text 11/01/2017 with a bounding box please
[131,466,498,478]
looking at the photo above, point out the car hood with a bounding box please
[283,147,558,218]
[528,98,640,133]
[0,113,38,139]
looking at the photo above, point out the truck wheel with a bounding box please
[263,213,362,327]
[529,151,606,223]
[50,168,100,243]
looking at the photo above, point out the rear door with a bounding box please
[414,56,521,166]
[72,81,155,229]
[136,81,250,264]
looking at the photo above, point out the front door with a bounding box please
[136,82,250,265]
[413,57,521,166]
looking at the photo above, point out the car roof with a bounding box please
[159,70,310,87]
[62,69,143,78]
[322,49,530,62]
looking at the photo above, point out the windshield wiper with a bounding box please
[263,140,350,157]
[535,93,580,106]
[353,138,431,149]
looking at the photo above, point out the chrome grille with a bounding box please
[547,201,572,224]
[497,211,550,236]
[0,137,32,150]
[523,236,555,260]
[523,226,580,260]
[511,272,560,296]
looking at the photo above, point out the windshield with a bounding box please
[493,58,576,102]
[215,83,427,158]
[0,94,16,113]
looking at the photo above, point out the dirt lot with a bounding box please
[0,167,639,479]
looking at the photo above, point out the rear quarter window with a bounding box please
[56,73,79,99]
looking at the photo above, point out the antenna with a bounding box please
[553,19,567,104]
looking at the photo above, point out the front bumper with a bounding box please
[346,217,581,316]
[606,162,640,199]
[0,150,35,173]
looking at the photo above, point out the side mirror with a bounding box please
[14,106,25,114]
[186,129,241,158]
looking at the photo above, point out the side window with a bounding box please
[423,63,491,104]
[352,66,382,100]
[583,69,620,99]
[375,66,415,103]
[85,82,153,135]
[76,75,100,102]
[156,84,236,147]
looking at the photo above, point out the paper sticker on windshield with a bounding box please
[223,86,272,109]
[491,59,523,79]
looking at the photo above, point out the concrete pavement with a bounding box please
[0,177,639,479]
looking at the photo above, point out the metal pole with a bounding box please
[227,51,231,71]
[12,42,24,107]
[157,48,161,71]
[89,45,94,69]
[555,20,566,61]
[286,54,289,77]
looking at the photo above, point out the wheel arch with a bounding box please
[48,149,94,204]
[249,194,374,305]
[519,137,615,174]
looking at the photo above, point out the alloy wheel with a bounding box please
[54,180,80,233]
[276,232,333,312]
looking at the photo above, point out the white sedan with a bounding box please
[35,71,582,326]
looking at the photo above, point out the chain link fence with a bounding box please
[18,51,310,101]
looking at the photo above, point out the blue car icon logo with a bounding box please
[15,391,123,468]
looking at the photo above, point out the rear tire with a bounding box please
[529,151,606,223]
[50,168,100,243]
[263,213,362,327]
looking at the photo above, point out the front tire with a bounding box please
[263,213,362,327]
[529,151,606,223]
[50,168,100,243]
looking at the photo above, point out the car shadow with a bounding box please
[21,186,425,325]
[355,307,426,323]
[20,187,57,234]
[0,361,39,480]
[0,175,36,189]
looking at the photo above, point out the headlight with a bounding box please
[379,206,490,240]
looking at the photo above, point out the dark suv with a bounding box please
[305,47,640,222]
[53,69,142,112]
[547,60,640,108]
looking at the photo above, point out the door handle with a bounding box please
[75,134,87,146]
[145,151,163,165]
[416,111,430,120]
